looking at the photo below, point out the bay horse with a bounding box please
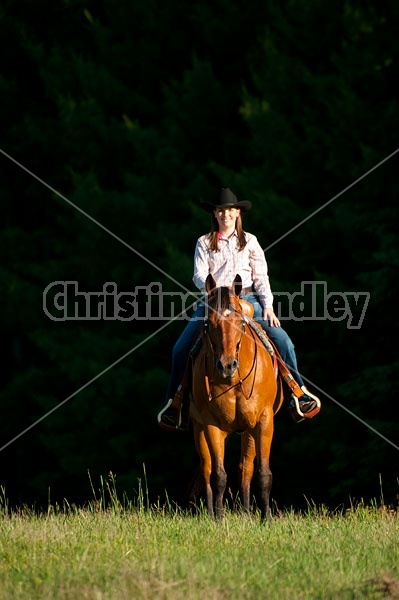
[190,273,284,521]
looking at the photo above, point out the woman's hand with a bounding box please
[263,308,280,327]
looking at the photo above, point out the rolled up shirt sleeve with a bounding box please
[249,236,274,309]
[193,237,209,292]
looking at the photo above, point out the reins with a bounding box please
[203,298,258,401]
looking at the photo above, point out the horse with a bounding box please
[189,273,284,520]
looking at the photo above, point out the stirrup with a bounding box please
[291,386,321,423]
[157,398,182,431]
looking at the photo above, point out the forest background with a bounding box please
[1,0,398,510]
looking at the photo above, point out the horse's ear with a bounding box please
[232,274,242,297]
[206,274,217,294]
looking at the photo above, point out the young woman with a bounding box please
[158,188,320,429]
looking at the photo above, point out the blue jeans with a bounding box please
[165,293,304,401]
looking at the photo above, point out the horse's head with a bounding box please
[204,274,247,379]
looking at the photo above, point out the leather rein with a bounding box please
[202,300,258,402]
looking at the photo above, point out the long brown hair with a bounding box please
[207,211,247,252]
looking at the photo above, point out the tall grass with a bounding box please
[0,477,398,599]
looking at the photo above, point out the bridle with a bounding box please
[202,295,258,401]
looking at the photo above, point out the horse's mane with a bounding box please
[208,286,237,313]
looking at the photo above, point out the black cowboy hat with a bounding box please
[200,188,252,212]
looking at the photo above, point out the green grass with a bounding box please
[0,483,398,599]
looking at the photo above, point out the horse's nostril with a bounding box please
[217,358,238,375]
[227,360,237,372]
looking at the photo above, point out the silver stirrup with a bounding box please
[292,386,321,419]
[157,398,182,428]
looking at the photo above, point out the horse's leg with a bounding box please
[193,423,214,517]
[204,425,228,519]
[238,432,256,512]
[255,410,274,521]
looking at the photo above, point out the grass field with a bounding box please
[0,482,398,599]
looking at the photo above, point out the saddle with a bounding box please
[172,315,320,428]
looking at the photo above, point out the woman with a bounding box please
[158,188,320,429]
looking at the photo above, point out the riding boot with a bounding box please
[157,388,182,431]
[157,384,191,431]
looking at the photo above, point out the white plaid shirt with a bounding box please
[193,231,274,309]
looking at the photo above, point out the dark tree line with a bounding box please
[1,0,398,510]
